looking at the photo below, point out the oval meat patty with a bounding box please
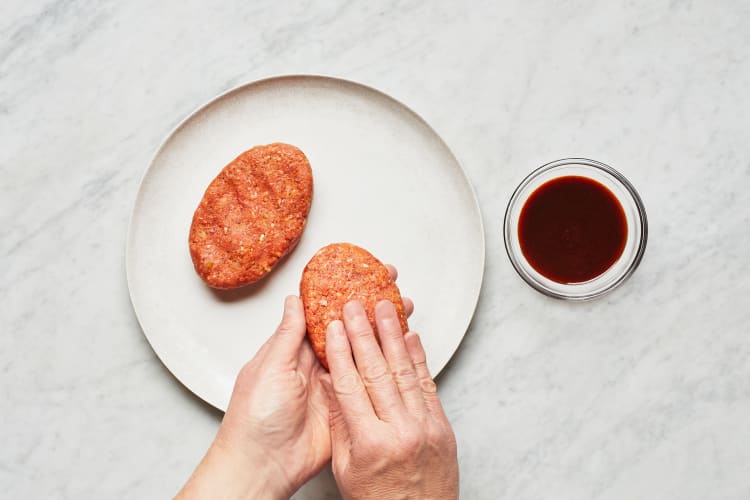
[189,143,313,289]
[300,243,409,369]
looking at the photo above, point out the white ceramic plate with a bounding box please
[126,75,484,410]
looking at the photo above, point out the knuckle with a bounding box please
[349,316,374,337]
[237,360,254,377]
[276,321,297,336]
[423,422,456,455]
[236,360,258,385]
[334,372,363,395]
[393,446,413,463]
[419,375,438,394]
[352,327,374,340]
[438,420,457,444]
[412,352,428,367]
[404,434,421,451]
[426,422,448,445]
[398,431,422,456]
[356,433,382,458]
[411,349,427,370]
[392,365,416,381]
[392,367,419,390]
[382,326,403,341]
[361,364,393,386]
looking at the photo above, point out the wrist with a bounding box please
[178,438,289,500]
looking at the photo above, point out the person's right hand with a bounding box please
[322,300,459,500]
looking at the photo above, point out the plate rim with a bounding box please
[125,73,486,410]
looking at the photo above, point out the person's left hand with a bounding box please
[179,266,412,499]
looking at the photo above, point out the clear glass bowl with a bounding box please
[503,158,648,300]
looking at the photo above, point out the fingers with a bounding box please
[296,338,318,374]
[404,331,449,423]
[402,297,414,317]
[375,301,427,417]
[320,374,351,455]
[267,296,308,365]
[326,320,377,428]
[386,264,398,281]
[384,264,414,317]
[343,301,405,421]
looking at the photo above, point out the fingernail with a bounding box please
[343,300,364,319]
[375,299,395,315]
[327,320,345,341]
[285,295,300,311]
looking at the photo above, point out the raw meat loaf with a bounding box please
[189,143,313,288]
[300,243,409,369]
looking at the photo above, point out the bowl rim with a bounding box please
[503,158,648,300]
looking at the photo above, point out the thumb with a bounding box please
[321,375,350,455]
[267,296,307,364]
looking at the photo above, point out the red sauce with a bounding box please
[518,176,627,284]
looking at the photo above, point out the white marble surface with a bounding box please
[2,0,750,498]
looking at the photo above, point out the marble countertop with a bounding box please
[3,1,750,498]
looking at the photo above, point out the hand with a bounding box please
[178,267,414,499]
[177,295,329,499]
[323,300,459,500]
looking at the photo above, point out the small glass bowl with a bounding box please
[503,158,647,300]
